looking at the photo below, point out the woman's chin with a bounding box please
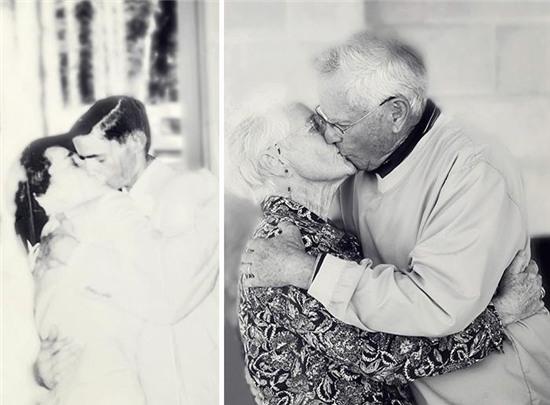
[345,160,357,174]
[340,156,358,174]
[334,152,356,174]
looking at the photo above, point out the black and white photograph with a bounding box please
[224,1,550,405]
[1,1,219,404]
[2,0,550,405]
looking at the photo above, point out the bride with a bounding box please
[5,95,218,405]
[7,135,214,404]
[12,141,171,405]
[228,101,544,405]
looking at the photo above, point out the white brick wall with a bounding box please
[225,0,366,111]
[365,0,550,234]
[225,0,550,234]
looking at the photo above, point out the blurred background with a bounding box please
[224,1,550,404]
[1,0,219,177]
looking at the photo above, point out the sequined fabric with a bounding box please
[238,195,504,405]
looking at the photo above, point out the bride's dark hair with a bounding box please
[14,134,76,248]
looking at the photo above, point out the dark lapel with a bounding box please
[373,99,440,178]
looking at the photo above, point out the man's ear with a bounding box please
[128,130,147,152]
[257,146,290,177]
[388,97,410,133]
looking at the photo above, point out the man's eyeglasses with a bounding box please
[313,96,396,136]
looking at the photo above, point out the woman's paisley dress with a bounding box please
[238,195,504,405]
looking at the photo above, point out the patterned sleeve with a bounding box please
[253,285,504,385]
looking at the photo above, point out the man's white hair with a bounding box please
[315,31,428,116]
[226,87,292,202]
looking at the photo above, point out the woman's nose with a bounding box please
[323,125,343,144]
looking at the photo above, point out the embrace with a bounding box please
[231,32,550,404]
[8,96,218,405]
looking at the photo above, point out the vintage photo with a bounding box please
[2,0,550,404]
[1,1,219,404]
[224,1,550,405]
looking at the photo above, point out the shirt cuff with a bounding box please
[308,254,370,310]
[310,253,326,285]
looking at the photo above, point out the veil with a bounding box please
[1,153,48,405]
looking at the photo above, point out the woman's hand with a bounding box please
[493,250,545,325]
[35,327,82,390]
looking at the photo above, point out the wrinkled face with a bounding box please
[73,129,144,189]
[318,72,398,171]
[278,103,356,182]
[36,147,103,214]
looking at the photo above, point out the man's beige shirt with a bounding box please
[309,114,550,404]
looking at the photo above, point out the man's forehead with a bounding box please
[318,75,355,121]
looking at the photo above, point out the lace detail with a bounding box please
[238,195,504,405]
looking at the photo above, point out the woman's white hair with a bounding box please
[315,31,428,116]
[226,86,292,202]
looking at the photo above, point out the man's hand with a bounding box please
[493,250,545,325]
[35,326,82,389]
[34,221,79,278]
[240,222,315,289]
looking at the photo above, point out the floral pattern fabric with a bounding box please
[238,195,504,405]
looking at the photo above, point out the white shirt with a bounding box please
[309,114,550,404]
[129,160,218,405]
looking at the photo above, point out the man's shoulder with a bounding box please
[433,114,524,204]
[146,160,217,197]
[429,114,511,170]
[164,166,217,199]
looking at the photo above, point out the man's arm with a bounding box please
[245,162,531,336]
[254,252,542,385]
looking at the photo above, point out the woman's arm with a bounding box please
[252,285,502,385]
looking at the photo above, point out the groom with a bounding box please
[242,32,550,404]
[32,96,218,405]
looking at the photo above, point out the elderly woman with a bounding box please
[229,102,540,405]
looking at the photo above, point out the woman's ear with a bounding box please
[257,145,290,177]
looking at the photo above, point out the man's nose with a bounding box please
[323,125,343,145]
[71,154,85,167]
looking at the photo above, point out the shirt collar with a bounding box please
[373,99,441,178]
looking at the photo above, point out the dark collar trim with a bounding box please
[373,99,441,178]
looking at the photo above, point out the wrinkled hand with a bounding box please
[35,326,82,390]
[240,222,315,289]
[493,250,545,325]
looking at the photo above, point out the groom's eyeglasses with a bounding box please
[313,96,396,136]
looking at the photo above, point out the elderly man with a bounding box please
[31,96,218,405]
[243,32,550,404]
